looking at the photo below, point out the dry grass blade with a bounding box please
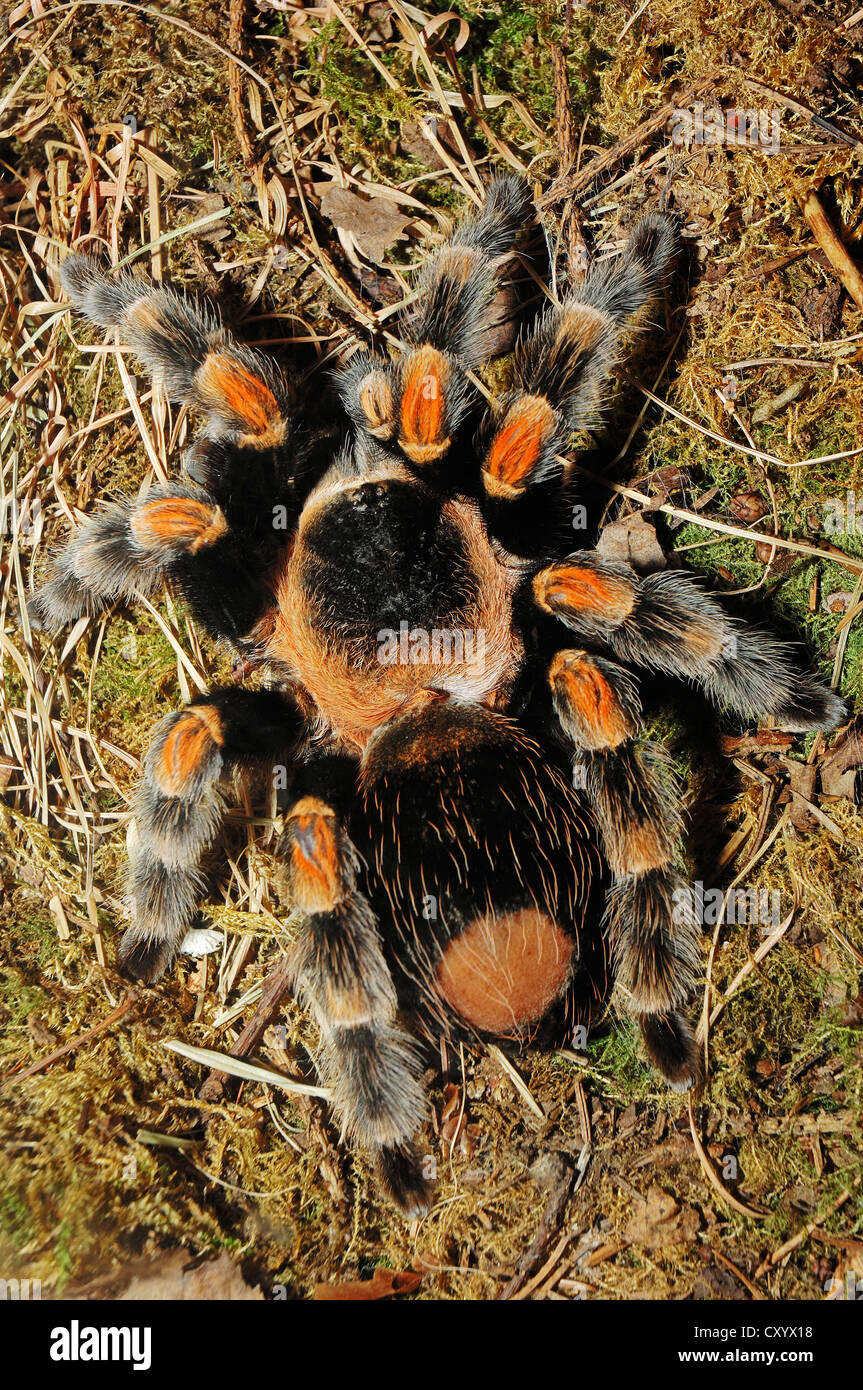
[486,1043,544,1119]
[162,1040,331,1099]
[687,1096,767,1220]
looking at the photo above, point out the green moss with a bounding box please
[456,0,603,134]
[0,1192,34,1248]
[0,916,61,1029]
[89,613,180,736]
[299,19,419,172]
[2,0,862,1303]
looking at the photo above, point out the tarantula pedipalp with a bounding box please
[30,176,843,1216]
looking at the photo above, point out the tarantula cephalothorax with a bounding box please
[31,176,843,1215]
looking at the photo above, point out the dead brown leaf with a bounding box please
[318,184,413,264]
[596,513,666,573]
[624,1185,701,1249]
[819,718,863,803]
[66,1250,264,1300]
[776,755,819,832]
[729,491,769,523]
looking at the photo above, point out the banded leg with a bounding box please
[28,483,266,640]
[480,214,679,501]
[338,175,532,465]
[120,688,302,983]
[548,648,699,1086]
[60,255,294,453]
[282,760,429,1216]
[534,551,845,732]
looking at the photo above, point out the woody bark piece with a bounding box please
[228,0,256,171]
[552,42,590,282]
[799,189,863,312]
[497,1154,574,1299]
[539,75,716,207]
[198,957,294,1104]
[819,716,863,803]
[776,755,818,832]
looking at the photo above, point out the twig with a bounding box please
[712,1249,768,1300]
[498,1157,574,1300]
[754,1182,859,1279]
[4,990,139,1085]
[551,42,589,280]
[540,75,716,206]
[742,78,863,151]
[799,188,863,312]
[568,459,863,577]
[228,0,257,170]
[198,956,295,1103]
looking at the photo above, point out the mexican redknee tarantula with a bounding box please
[31,176,843,1215]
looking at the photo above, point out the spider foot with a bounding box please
[116,927,181,985]
[374,1142,434,1220]
[639,1011,701,1092]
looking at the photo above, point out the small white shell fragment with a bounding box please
[181,927,224,958]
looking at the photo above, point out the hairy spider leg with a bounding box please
[338,175,534,467]
[282,753,430,1216]
[28,481,270,641]
[60,255,294,450]
[478,213,679,507]
[547,648,700,1087]
[57,253,304,560]
[533,550,845,732]
[119,688,302,983]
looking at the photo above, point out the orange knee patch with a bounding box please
[549,651,634,750]
[533,562,636,626]
[197,353,285,446]
[131,497,227,553]
[483,395,557,498]
[398,345,450,464]
[287,797,343,914]
[153,706,223,797]
[436,907,574,1035]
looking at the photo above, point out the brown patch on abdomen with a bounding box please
[436,908,574,1035]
